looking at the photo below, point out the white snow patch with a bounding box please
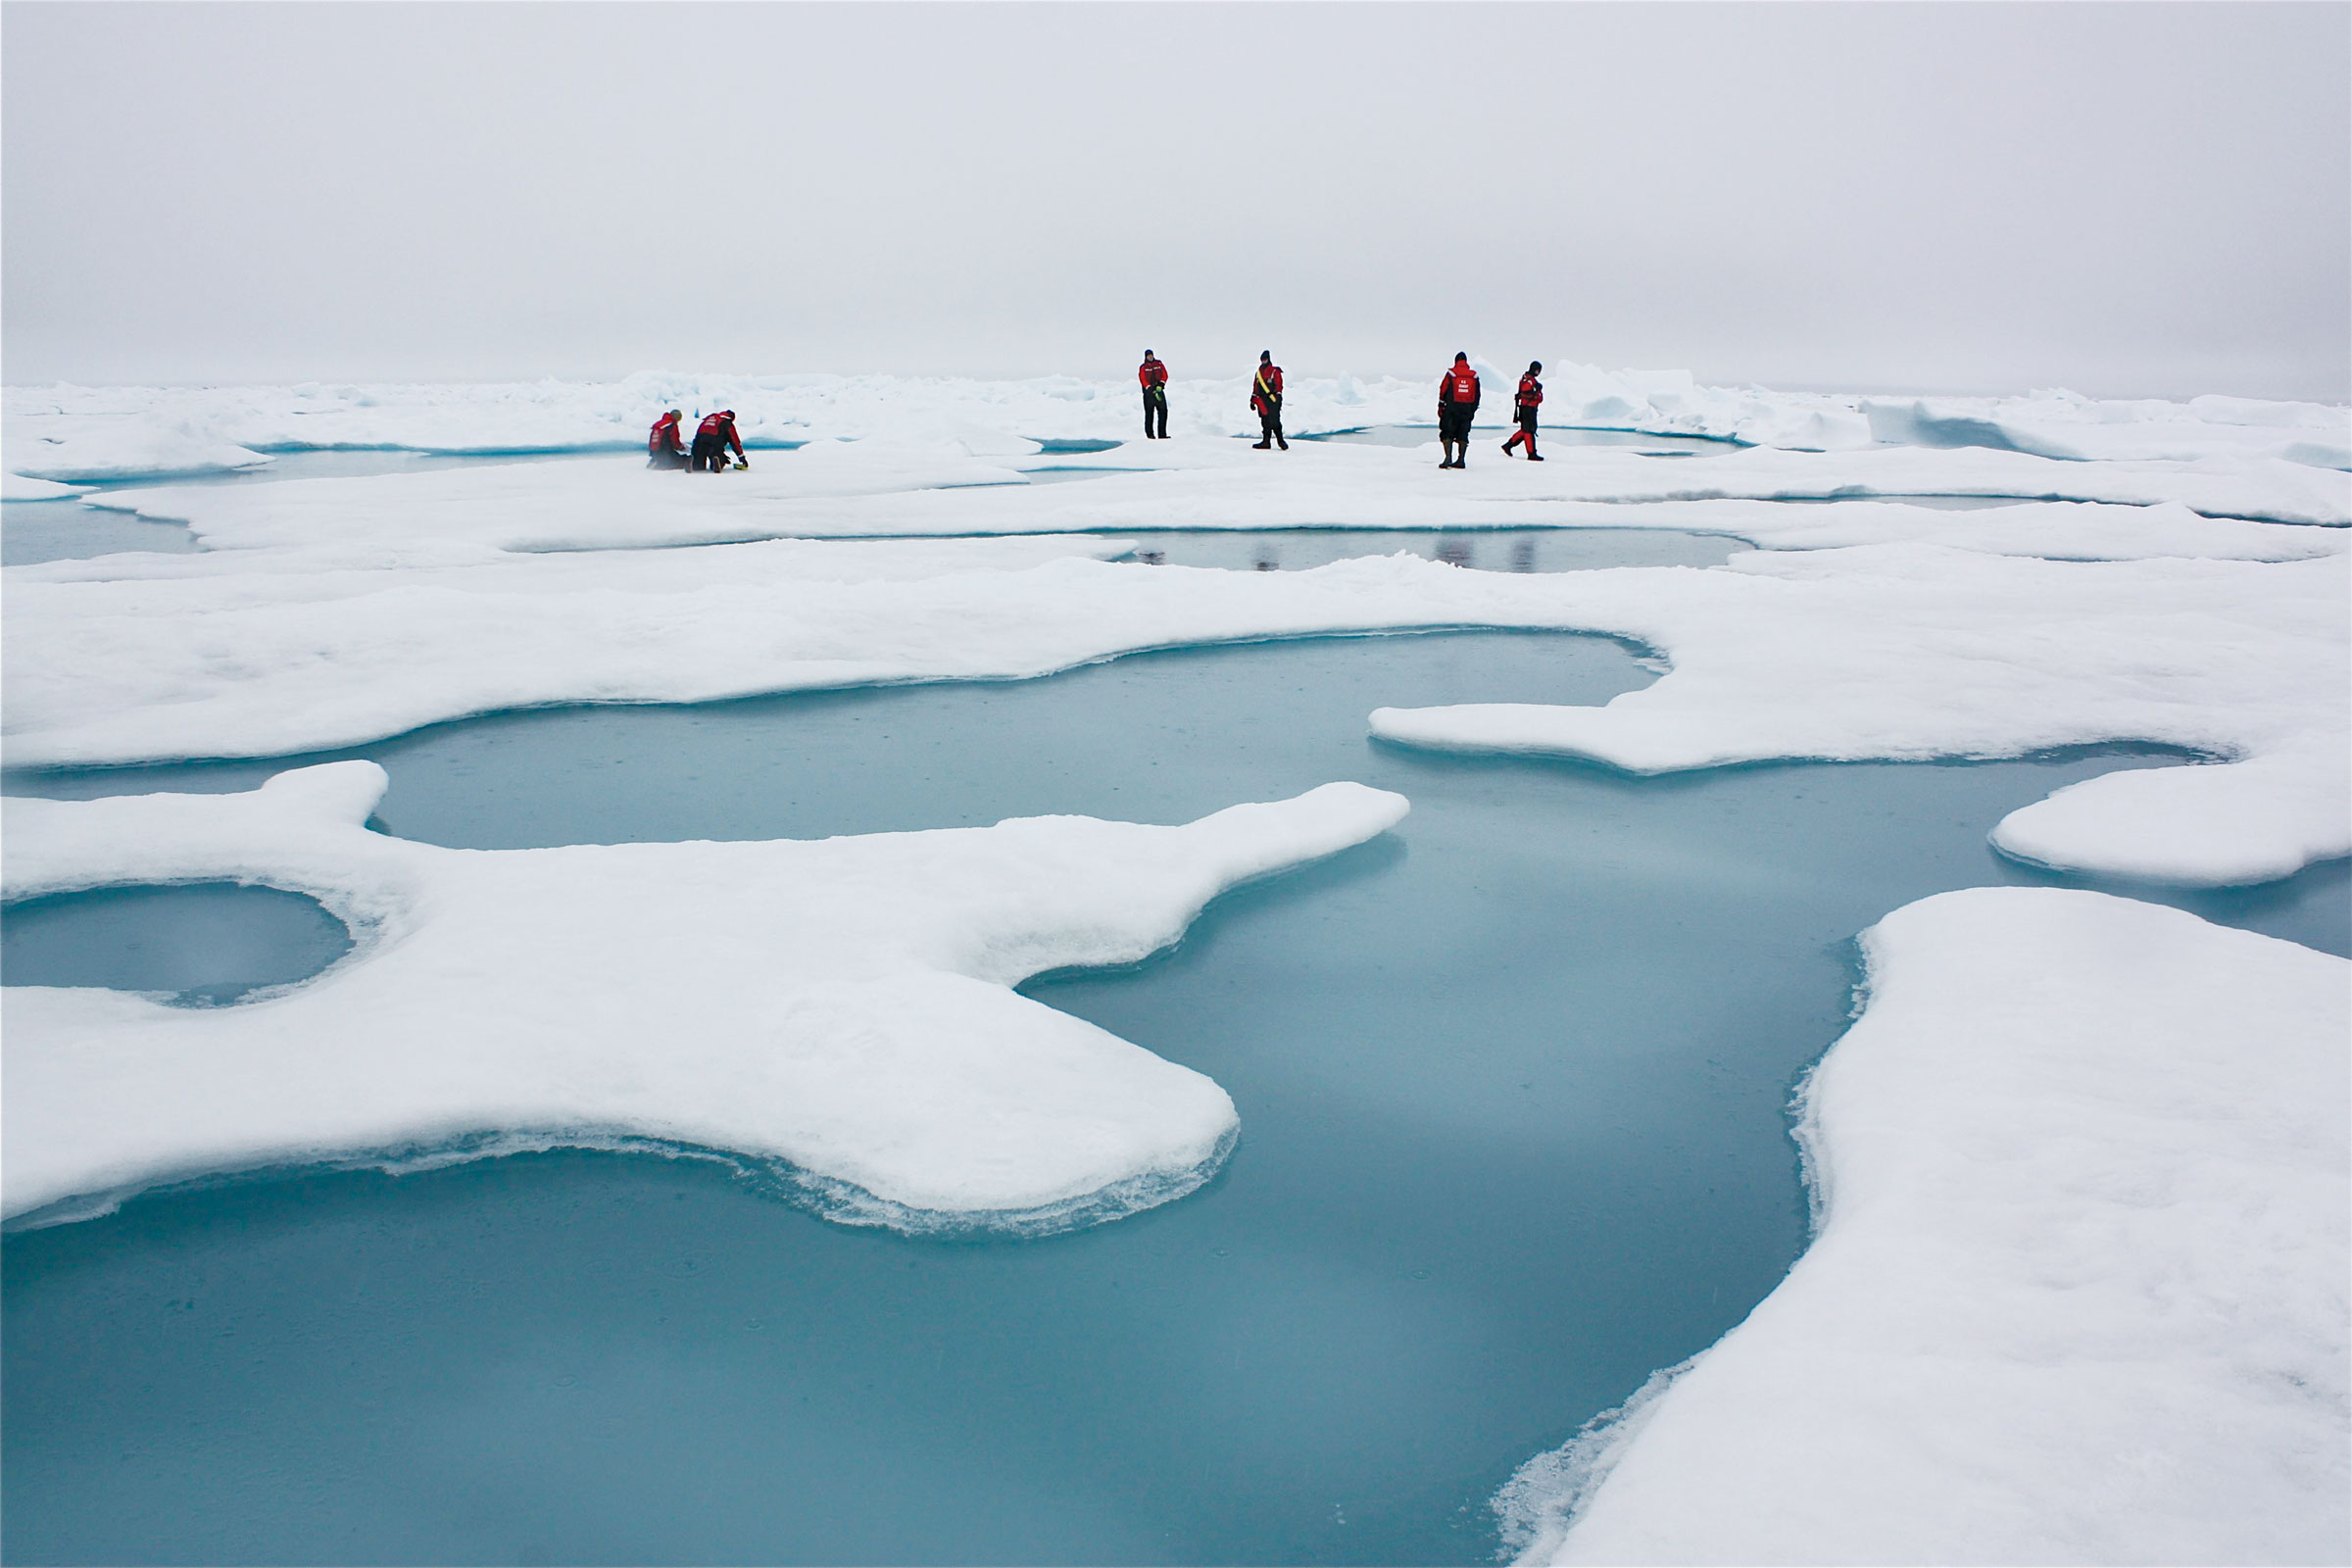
[1499,888,2348,1566]
[1,473,88,502]
[0,763,1408,1229]
[1866,389,2352,469]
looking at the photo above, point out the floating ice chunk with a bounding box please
[1499,888,2349,1566]
[1,763,1409,1229]
[1989,742,2352,887]
[1,473,86,502]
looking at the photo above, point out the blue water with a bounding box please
[1113,527,1741,572]
[4,633,2345,1566]
[0,883,351,1005]
[1295,425,1728,456]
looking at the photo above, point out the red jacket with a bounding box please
[1139,358,1168,390]
[1250,363,1283,414]
[1515,371,1543,409]
[649,413,684,455]
[697,412,745,458]
[1442,364,1481,405]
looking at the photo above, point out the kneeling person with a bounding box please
[691,409,746,472]
[648,409,689,469]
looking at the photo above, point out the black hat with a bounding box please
[1260,350,1272,361]
[1529,361,1543,372]
[1455,352,1469,362]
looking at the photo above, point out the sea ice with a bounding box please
[12,371,2344,486]
[1496,887,2349,1566]
[12,493,2339,888]
[0,763,1409,1228]
[0,473,86,502]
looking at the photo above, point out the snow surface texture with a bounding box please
[72,441,2352,567]
[1496,888,2350,1566]
[0,763,1409,1229]
[1,472,87,502]
[8,369,2346,483]
[10,450,2343,887]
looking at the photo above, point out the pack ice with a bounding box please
[11,440,2344,887]
[7,368,2346,482]
[1497,888,2349,1565]
[0,762,1408,1229]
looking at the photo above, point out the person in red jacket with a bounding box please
[1501,362,1545,461]
[1139,351,1170,439]
[647,409,688,469]
[1438,353,1481,468]
[690,410,746,472]
[1250,351,1288,450]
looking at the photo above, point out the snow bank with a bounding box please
[0,473,87,502]
[1497,887,2348,1565]
[1867,389,2352,469]
[0,762,1409,1229]
[2,409,275,484]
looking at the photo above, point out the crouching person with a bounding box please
[690,410,746,472]
[648,409,689,469]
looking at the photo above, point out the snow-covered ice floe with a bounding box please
[0,762,1409,1230]
[9,371,2345,484]
[1496,887,2349,1566]
[0,472,88,502]
[11,480,2341,886]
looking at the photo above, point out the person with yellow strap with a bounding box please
[1250,351,1288,451]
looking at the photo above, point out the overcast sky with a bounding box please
[4,2,2345,399]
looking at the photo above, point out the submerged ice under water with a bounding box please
[4,632,2345,1567]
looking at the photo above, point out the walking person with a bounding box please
[1502,362,1544,460]
[690,410,746,472]
[1438,352,1480,468]
[1250,351,1288,450]
[1139,351,1170,439]
[647,409,688,469]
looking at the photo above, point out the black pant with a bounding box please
[1256,401,1284,445]
[690,433,734,471]
[1439,403,1477,443]
[649,446,688,470]
[1143,387,1168,439]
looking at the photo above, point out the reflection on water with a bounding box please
[2,882,353,1004]
[4,634,2343,1566]
[1297,424,1731,456]
[0,500,202,566]
[1115,526,1743,573]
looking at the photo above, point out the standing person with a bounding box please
[1250,351,1288,450]
[647,409,688,469]
[1502,362,1544,460]
[1438,352,1480,468]
[690,409,747,472]
[1138,351,1170,439]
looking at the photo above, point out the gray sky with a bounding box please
[5,1,2346,399]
